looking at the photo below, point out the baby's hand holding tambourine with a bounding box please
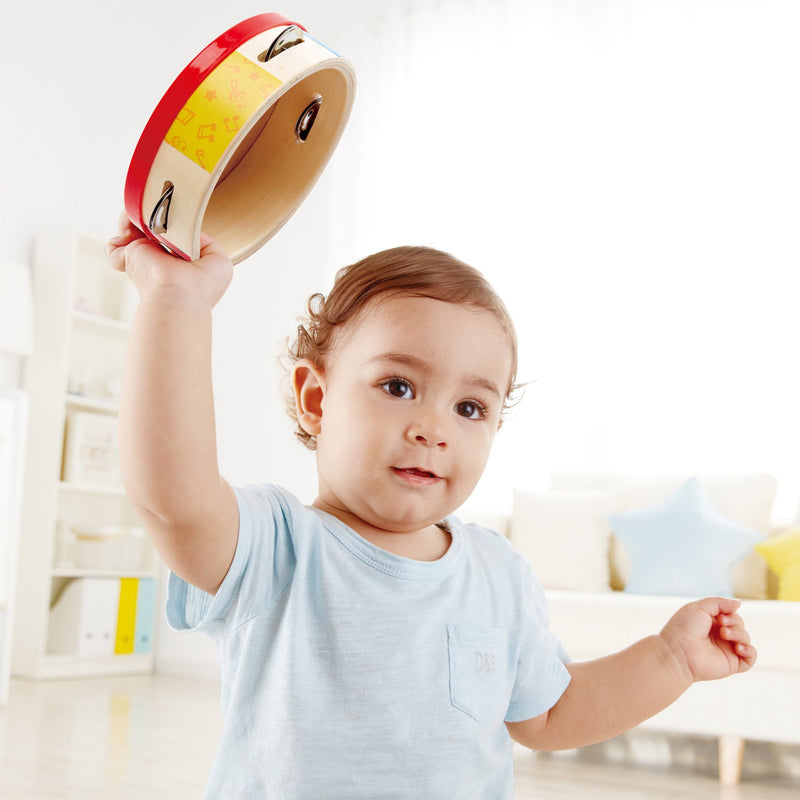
[108,212,233,309]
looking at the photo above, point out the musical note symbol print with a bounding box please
[164,50,282,174]
[229,79,247,109]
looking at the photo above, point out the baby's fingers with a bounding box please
[719,624,749,645]
[107,212,147,272]
[718,613,747,636]
[733,641,757,670]
[718,614,757,671]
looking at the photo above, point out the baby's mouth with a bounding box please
[392,467,441,480]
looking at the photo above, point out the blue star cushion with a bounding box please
[608,478,762,597]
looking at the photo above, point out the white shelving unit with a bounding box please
[0,390,28,701]
[12,232,158,680]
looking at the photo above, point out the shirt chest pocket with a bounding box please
[447,624,509,726]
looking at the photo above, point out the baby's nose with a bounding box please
[408,414,448,448]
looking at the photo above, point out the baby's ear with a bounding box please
[292,359,325,436]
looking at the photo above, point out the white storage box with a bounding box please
[61,411,120,486]
[73,526,145,571]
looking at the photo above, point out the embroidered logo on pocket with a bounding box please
[447,624,508,726]
[475,650,496,674]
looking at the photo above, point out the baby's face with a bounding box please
[312,295,513,536]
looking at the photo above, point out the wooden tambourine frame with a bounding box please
[124,13,356,263]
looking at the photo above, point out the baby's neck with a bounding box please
[312,500,452,562]
[357,523,452,562]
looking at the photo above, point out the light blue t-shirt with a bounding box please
[167,484,570,799]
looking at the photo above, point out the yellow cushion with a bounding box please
[755,529,800,601]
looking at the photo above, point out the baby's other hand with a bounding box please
[659,597,757,684]
[106,212,233,308]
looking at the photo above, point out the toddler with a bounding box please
[107,220,756,799]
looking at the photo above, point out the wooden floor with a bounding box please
[1,673,798,799]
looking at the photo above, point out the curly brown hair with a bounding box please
[285,245,520,449]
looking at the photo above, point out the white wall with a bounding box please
[324,0,800,521]
[0,358,22,393]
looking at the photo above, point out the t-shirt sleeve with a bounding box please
[165,484,298,636]
[505,557,572,723]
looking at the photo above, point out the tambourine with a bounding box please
[124,13,356,264]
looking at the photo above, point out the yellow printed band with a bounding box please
[164,51,283,173]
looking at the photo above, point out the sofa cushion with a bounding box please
[755,529,800,601]
[608,478,761,597]
[510,489,621,592]
[549,472,778,598]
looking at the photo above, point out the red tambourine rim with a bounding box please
[124,13,304,254]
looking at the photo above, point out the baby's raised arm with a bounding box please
[108,216,239,594]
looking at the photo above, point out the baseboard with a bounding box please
[154,657,221,680]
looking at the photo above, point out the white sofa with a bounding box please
[484,471,800,785]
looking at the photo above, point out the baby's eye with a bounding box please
[455,400,487,420]
[381,379,415,400]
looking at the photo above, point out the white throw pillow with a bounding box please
[510,489,624,592]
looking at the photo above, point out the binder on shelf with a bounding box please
[47,578,121,657]
[134,578,156,654]
[48,576,157,658]
[114,578,138,654]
